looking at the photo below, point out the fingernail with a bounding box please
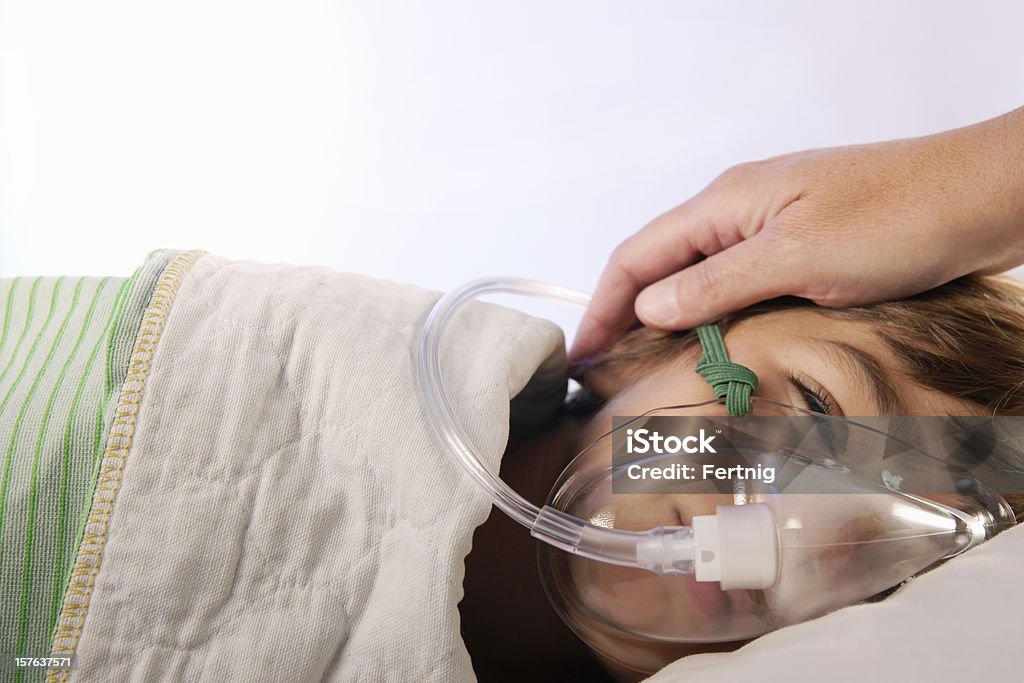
[636,284,680,326]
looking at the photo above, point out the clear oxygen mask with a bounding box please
[539,397,1016,658]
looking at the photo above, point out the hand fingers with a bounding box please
[568,198,721,368]
[634,232,800,329]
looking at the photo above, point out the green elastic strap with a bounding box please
[695,323,758,417]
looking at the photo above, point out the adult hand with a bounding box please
[569,107,1024,368]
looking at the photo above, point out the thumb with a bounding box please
[634,234,797,328]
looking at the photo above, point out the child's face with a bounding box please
[566,309,976,676]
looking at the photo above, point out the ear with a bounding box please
[580,361,635,402]
[578,326,698,397]
[580,333,694,400]
[563,361,632,418]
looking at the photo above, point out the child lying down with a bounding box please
[464,275,1024,681]
[0,249,1021,682]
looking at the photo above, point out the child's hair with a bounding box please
[584,275,1024,517]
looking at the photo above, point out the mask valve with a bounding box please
[634,503,780,590]
[692,503,780,590]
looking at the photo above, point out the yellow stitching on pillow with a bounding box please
[47,249,204,682]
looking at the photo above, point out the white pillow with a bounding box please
[645,523,1024,682]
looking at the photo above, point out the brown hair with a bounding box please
[585,275,1024,517]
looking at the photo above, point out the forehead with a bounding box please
[729,309,976,416]
[605,308,977,417]
[727,308,873,343]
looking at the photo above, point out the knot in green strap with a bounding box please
[695,323,758,417]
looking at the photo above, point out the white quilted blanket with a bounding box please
[69,254,564,682]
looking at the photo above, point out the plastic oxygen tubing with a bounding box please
[413,277,780,587]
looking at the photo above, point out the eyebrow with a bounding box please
[813,339,908,415]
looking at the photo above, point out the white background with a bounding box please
[2,1,1022,299]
